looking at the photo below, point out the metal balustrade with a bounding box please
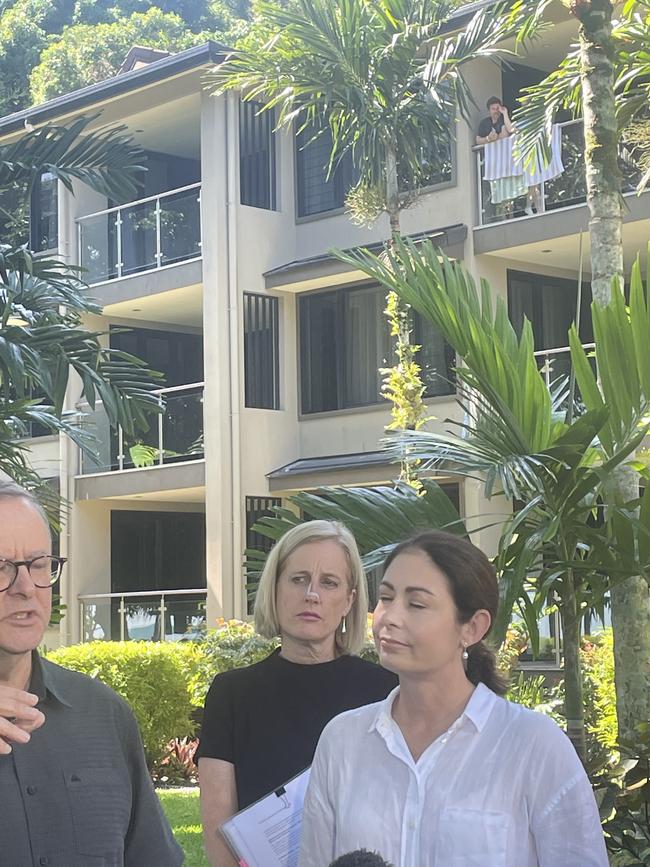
[80,381,204,474]
[77,183,201,284]
[475,120,642,227]
[79,588,207,642]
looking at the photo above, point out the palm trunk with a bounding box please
[575,0,650,738]
[560,600,587,762]
[576,0,623,304]
[386,142,401,239]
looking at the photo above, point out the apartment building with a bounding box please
[1,6,646,660]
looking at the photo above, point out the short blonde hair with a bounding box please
[253,520,369,655]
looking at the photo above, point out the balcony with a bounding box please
[475,120,643,228]
[77,183,201,285]
[534,343,595,388]
[79,588,207,642]
[80,382,204,474]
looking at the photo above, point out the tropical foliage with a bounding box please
[244,479,467,587]
[315,235,650,759]
[0,116,162,496]
[0,0,252,114]
[208,0,546,229]
[514,0,650,191]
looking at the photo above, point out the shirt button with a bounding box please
[39,858,48,866]
[26,785,37,796]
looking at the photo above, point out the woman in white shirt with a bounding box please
[299,530,609,867]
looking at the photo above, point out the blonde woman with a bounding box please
[197,520,397,867]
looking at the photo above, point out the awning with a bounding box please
[264,223,467,292]
[267,450,396,492]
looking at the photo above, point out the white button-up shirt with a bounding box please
[299,684,608,867]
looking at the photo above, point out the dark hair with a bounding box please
[329,852,393,867]
[383,530,508,695]
[486,95,503,109]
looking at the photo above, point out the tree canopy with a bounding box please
[0,0,252,116]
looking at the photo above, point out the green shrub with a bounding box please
[190,617,381,705]
[46,641,198,766]
[582,629,617,750]
[189,619,278,706]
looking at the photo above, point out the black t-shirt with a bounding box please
[196,650,398,808]
[477,113,505,139]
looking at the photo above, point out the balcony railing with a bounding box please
[475,120,643,227]
[79,588,207,642]
[77,183,201,284]
[533,343,595,388]
[80,381,204,474]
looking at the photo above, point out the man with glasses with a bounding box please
[0,478,183,866]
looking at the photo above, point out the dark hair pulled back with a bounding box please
[383,530,508,695]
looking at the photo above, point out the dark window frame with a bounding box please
[245,495,282,612]
[295,123,357,219]
[240,100,277,210]
[298,282,455,416]
[295,122,456,222]
[30,171,58,253]
[507,269,594,350]
[243,293,281,410]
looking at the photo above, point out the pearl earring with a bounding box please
[462,644,469,662]
[341,617,347,635]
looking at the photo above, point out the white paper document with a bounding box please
[220,767,311,867]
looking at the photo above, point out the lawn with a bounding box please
[158,787,208,867]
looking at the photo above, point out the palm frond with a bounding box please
[0,115,144,203]
[244,480,467,581]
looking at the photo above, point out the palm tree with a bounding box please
[208,0,541,234]
[514,0,650,738]
[335,236,650,759]
[207,0,546,434]
[0,115,161,499]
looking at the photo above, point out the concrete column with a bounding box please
[200,90,236,624]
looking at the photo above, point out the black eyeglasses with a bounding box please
[0,555,67,592]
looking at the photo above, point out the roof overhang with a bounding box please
[264,223,467,293]
[266,450,460,494]
[0,42,229,139]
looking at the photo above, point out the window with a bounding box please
[244,293,280,409]
[507,270,593,350]
[413,314,457,398]
[109,510,206,641]
[245,496,282,555]
[299,283,454,414]
[111,510,206,594]
[296,121,453,219]
[399,134,455,192]
[0,172,57,251]
[245,496,282,611]
[109,326,203,388]
[508,270,594,384]
[30,171,58,252]
[296,123,357,218]
[240,100,276,210]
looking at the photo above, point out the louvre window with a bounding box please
[244,293,280,409]
[240,100,276,210]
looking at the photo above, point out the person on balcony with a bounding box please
[299,530,608,867]
[475,95,514,145]
[0,477,183,867]
[476,96,550,217]
[196,520,397,867]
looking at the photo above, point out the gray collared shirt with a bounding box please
[0,652,184,867]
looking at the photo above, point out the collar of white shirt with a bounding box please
[368,681,497,738]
